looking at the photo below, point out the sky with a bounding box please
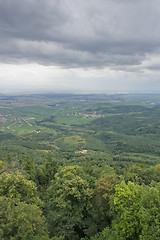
[1,0,160,93]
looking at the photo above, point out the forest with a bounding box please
[1,92,160,239]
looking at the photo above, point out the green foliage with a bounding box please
[84,173,118,237]
[94,174,117,215]
[0,196,49,240]
[53,166,93,212]
[0,171,42,206]
[0,160,6,172]
[0,171,49,239]
[113,181,142,239]
[138,185,160,240]
[109,181,160,240]
[46,165,93,239]
[21,155,36,180]
[44,156,58,180]
[124,164,160,185]
[36,156,58,187]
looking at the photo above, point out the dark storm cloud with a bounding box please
[0,0,69,42]
[0,0,160,69]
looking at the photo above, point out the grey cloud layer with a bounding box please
[0,0,160,69]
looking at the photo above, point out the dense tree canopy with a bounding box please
[46,166,93,239]
[0,196,49,240]
[2,160,160,239]
[0,171,49,240]
[0,171,42,206]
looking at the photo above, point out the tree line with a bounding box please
[1,156,160,239]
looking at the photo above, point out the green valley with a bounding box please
[1,93,160,167]
[1,92,160,239]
